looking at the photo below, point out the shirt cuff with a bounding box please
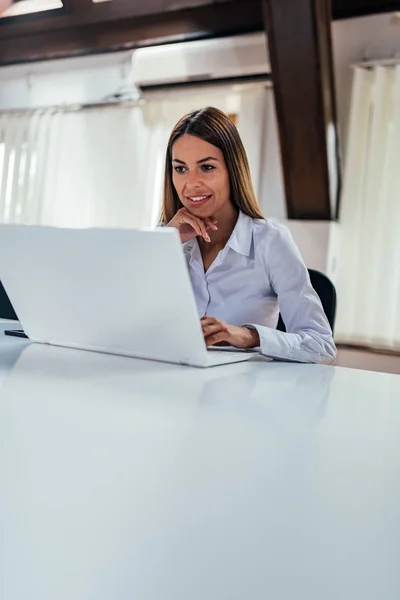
[242,323,298,361]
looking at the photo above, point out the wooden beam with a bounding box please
[0,0,263,65]
[63,0,233,27]
[333,0,400,19]
[263,0,340,219]
[0,0,232,37]
[1,0,398,41]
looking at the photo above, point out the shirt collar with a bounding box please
[226,210,254,257]
[184,210,254,258]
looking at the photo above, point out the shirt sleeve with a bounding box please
[243,224,337,364]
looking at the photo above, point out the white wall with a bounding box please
[279,221,338,276]
[0,51,134,110]
[332,13,400,153]
[259,90,286,220]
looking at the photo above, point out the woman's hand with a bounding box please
[201,317,260,349]
[166,208,218,243]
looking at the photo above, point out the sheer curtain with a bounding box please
[0,105,159,229]
[335,65,400,349]
[0,84,270,230]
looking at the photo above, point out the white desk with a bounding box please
[1,338,399,600]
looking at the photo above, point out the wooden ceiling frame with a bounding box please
[0,0,397,220]
[1,0,398,42]
[1,0,398,65]
[0,0,263,64]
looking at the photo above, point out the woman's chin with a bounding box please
[186,202,214,217]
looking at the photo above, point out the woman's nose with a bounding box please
[185,170,201,187]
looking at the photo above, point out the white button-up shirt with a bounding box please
[182,211,336,364]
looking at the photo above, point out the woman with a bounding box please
[161,106,336,364]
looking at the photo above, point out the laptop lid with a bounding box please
[0,225,209,366]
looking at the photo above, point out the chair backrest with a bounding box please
[277,269,337,334]
[0,280,18,320]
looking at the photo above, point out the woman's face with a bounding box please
[171,134,231,219]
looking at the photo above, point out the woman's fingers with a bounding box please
[185,218,202,238]
[201,316,222,328]
[201,317,231,346]
[200,318,257,349]
[168,209,217,242]
[205,218,218,232]
[184,214,210,241]
[205,331,230,347]
[195,217,211,242]
[180,210,216,239]
[201,322,224,338]
[181,214,209,241]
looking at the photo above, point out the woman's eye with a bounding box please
[174,166,186,173]
[201,164,215,172]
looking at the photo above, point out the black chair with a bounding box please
[0,281,18,320]
[277,269,337,334]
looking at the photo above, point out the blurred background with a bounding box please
[0,0,399,373]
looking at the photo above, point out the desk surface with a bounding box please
[1,332,400,600]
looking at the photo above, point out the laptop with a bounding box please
[0,224,258,368]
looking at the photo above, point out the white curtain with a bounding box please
[0,84,273,231]
[335,65,400,349]
[0,105,160,229]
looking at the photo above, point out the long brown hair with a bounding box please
[160,106,264,223]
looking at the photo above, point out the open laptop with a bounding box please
[0,225,258,368]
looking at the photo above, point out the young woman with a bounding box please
[161,106,336,364]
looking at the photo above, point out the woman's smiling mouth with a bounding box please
[185,194,212,206]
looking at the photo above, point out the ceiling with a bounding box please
[0,0,399,66]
